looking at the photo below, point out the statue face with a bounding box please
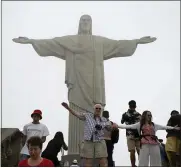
[79,15,92,34]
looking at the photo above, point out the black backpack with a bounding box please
[110,121,119,144]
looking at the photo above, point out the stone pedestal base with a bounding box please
[1,128,23,167]
[61,154,102,167]
[61,154,81,167]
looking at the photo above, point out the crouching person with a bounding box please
[41,132,68,166]
[61,102,118,167]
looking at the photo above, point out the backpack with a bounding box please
[110,121,119,144]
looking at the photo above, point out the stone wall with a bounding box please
[1,128,23,167]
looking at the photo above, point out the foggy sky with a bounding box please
[2,1,180,166]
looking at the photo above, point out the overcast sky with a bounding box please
[2,1,180,166]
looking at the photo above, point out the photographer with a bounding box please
[61,102,118,167]
[121,100,141,167]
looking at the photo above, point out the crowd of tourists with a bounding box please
[17,100,180,167]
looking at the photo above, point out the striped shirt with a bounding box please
[83,113,111,142]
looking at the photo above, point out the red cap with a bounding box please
[31,109,42,119]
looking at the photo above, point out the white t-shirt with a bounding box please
[20,122,49,155]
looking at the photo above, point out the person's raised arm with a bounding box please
[155,124,180,131]
[61,102,86,121]
[118,122,139,130]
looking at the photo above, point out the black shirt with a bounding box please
[121,110,141,138]
[166,114,181,139]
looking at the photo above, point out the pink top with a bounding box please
[141,124,159,145]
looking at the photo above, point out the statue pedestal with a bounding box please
[61,154,81,166]
[1,128,23,167]
[61,154,101,167]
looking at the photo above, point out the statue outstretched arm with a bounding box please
[103,36,157,60]
[12,37,65,60]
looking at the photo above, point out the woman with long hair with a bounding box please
[118,110,180,166]
[41,132,68,166]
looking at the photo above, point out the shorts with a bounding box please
[127,137,140,152]
[165,136,180,154]
[80,140,107,159]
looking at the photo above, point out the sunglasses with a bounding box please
[147,115,152,117]
[96,108,101,110]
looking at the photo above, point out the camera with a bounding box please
[95,124,102,130]
[94,124,103,135]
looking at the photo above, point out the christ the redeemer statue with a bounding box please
[13,14,156,154]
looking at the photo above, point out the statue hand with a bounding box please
[12,37,31,44]
[138,36,157,44]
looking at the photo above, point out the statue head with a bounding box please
[78,14,92,35]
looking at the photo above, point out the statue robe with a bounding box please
[32,35,137,112]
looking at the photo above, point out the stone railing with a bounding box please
[1,128,23,167]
